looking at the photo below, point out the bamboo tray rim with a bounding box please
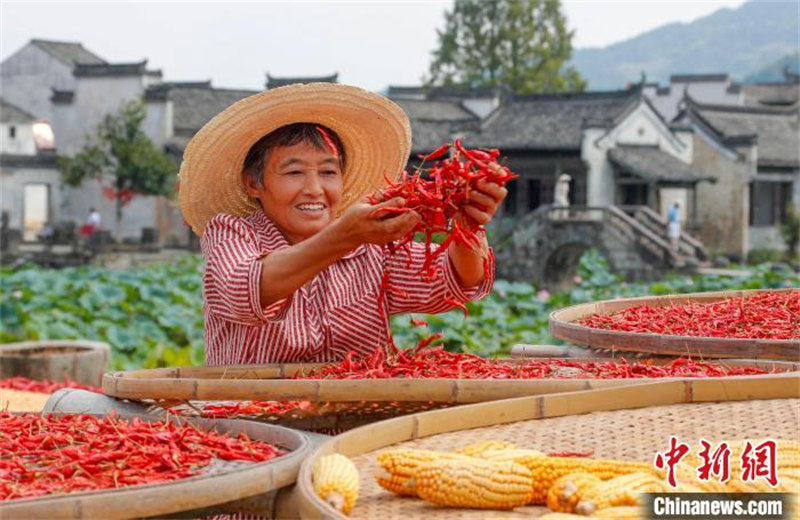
[0,412,310,520]
[549,288,800,361]
[101,358,800,403]
[295,375,800,519]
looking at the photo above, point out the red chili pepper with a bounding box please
[578,291,798,340]
[316,126,339,158]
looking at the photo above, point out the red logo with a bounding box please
[654,435,691,488]
[741,440,778,487]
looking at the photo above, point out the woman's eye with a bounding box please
[322,170,338,176]
[285,170,302,175]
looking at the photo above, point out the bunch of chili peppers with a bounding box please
[0,412,284,501]
[292,348,767,380]
[0,376,102,394]
[369,140,517,316]
[579,290,799,340]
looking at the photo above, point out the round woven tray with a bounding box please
[0,413,310,520]
[549,288,800,361]
[295,375,800,519]
[102,357,799,403]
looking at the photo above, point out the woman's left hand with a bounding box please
[460,177,508,226]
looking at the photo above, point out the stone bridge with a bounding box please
[494,205,708,289]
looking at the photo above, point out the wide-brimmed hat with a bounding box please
[178,83,412,236]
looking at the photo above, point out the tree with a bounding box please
[59,101,177,239]
[427,0,586,94]
[782,204,800,261]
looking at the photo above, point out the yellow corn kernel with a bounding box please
[415,457,535,510]
[546,472,603,513]
[480,448,546,462]
[576,473,668,515]
[591,506,645,519]
[312,453,359,515]
[538,513,586,519]
[454,440,517,457]
[510,455,656,505]
[376,448,472,496]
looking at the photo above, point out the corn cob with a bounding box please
[480,448,546,462]
[576,472,668,515]
[376,448,472,496]
[668,462,727,492]
[454,440,517,457]
[415,457,535,509]
[591,506,645,519]
[546,473,602,513]
[312,454,359,514]
[539,514,586,520]
[504,455,656,505]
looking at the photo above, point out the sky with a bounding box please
[1,0,748,93]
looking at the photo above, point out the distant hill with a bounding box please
[743,52,800,83]
[570,0,799,90]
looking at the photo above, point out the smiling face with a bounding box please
[243,141,343,243]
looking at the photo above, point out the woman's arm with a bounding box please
[447,179,507,288]
[258,197,420,307]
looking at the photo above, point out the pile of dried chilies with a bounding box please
[0,412,284,501]
[0,376,102,395]
[579,290,799,340]
[369,139,517,317]
[294,348,767,380]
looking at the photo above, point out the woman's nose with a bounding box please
[302,172,324,195]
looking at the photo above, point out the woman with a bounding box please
[179,83,506,366]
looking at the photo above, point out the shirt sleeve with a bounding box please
[384,241,495,316]
[201,214,291,325]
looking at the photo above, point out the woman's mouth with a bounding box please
[295,203,327,213]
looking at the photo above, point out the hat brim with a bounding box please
[179,83,412,236]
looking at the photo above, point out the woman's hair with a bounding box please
[242,123,346,188]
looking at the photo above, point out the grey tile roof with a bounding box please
[0,152,58,168]
[608,146,716,184]
[690,99,799,168]
[0,98,37,123]
[167,85,259,135]
[266,74,338,89]
[461,89,639,150]
[74,61,160,78]
[30,39,105,67]
[741,83,799,108]
[390,98,478,152]
[670,73,729,83]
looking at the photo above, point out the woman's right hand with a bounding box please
[331,195,421,249]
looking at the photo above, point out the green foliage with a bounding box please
[391,250,800,356]
[747,248,784,266]
[1,250,797,368]
[0,257,205,370]
[781,204,800,261]
[58,101,177,234]
[427,0,586,94]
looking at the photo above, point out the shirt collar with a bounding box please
[251,210,367,259]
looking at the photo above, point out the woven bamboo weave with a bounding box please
[343,398,799,519]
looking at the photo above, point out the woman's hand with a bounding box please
[460,177,508,226]
[331,195,421,250]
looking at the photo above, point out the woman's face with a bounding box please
[244,141,343,244]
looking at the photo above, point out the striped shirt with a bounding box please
[201,211,495,365]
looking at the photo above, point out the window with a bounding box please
[9,126,16,138]
[527,179,541,210]
[750,181,792,226]
[503,178,518,216]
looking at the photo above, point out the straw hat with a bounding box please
[178,83,412,236]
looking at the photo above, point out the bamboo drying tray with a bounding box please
[0,388,50,412]
[0,413,310,520]
[296,374,800,519]
[139,358,800,431]
[102,357,799,403]
[550,288,800,361]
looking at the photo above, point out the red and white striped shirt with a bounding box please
[201,211,495,365]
